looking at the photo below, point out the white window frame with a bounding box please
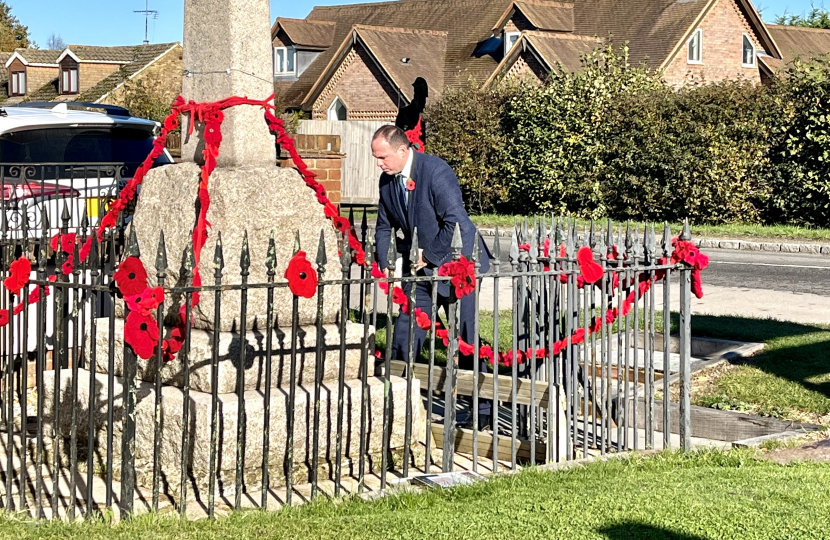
[504,31,520,56]
[328,97,347,121]
[10,71,26,96]
[273,46,296,76]
[741,33,756,68]
[687,29,702,64]
[61,67,79,94]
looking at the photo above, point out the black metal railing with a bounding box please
[1,163,137,239]
[0,205,694,520]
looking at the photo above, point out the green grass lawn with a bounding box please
[686,315,830,425]
[3,449,828,539]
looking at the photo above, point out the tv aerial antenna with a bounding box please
[134,0,159,45]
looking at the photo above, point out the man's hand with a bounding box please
[415,248,427,272]
[382,268,390,278]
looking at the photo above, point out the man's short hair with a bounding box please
[373,125,410,150]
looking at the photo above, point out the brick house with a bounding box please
[273,0,783,119]
[1,42,182,108]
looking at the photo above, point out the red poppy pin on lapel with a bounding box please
[406,179,416,191]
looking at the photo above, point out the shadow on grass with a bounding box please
[599,523,708,540]
[691,314,830,403]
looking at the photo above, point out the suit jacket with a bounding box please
[375,151,491,294]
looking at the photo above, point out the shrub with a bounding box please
[765,55,830,226]
[499,45,663,217]
[424,82,512,214]
[426,45,830,227]
[601,79,775,223]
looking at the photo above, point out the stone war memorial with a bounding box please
[37,0,421,511]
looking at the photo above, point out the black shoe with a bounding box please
[459,415,492,432]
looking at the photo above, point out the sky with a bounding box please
[7,0,828,49]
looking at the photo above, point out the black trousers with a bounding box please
[392,278,492,417]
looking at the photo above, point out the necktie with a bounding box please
[396,173,408,208]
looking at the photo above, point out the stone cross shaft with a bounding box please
[182,0,275,167]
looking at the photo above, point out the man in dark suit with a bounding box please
[372,125,492,430]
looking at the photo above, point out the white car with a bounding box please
[0,102,173,238]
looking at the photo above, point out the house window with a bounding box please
[274,46,296,76]
[328,98,347,121]
[688,29,702,64]
[504,31,520,55]
[10,71,26,96]
[742,34,756,67]
[61,67,79,94]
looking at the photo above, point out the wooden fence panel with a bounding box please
[297,120,387,204]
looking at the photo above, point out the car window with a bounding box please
[0,126,172,165]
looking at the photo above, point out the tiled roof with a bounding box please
[275,18,336,49]
[280,0,777,110]
[525,31,600,71]
[493,1,574,32]
[78,43,180,103]
[283,0,515,108]
[25,78,59,102]
[766,25,830,66]
[572,0,778,68]
[65,45,144,63]
[571,0,710,68]
[484,30,599,86]
[12,48,62,65]
[355,25,447,102]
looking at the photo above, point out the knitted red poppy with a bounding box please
[458,340,474,356]
[50,233,77,254]
[61,254,74,275]
[163,115,179,132]
[332,216,350,236]
[0,309,8,327]
[414,308,432,330]
[438,256,476,298]
[370,261,389,294]
[204,123,223,146]
[162,327,184,362]
[284,251,318,298]
[392,287,410,314]
[113,257,148,297]
[479,345,494,364]
[124,310,160,360]
[577,246,603,284]
[3,257,31,295]
[139,286,165,312]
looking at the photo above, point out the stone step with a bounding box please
[85,318,370,393]
[40,367,422,497]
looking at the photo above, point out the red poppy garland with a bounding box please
[284,251,318,298]
[0,92,711,369]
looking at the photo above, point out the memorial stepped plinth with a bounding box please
[41,319,424,496]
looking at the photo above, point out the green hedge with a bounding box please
[425,47,830,227]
